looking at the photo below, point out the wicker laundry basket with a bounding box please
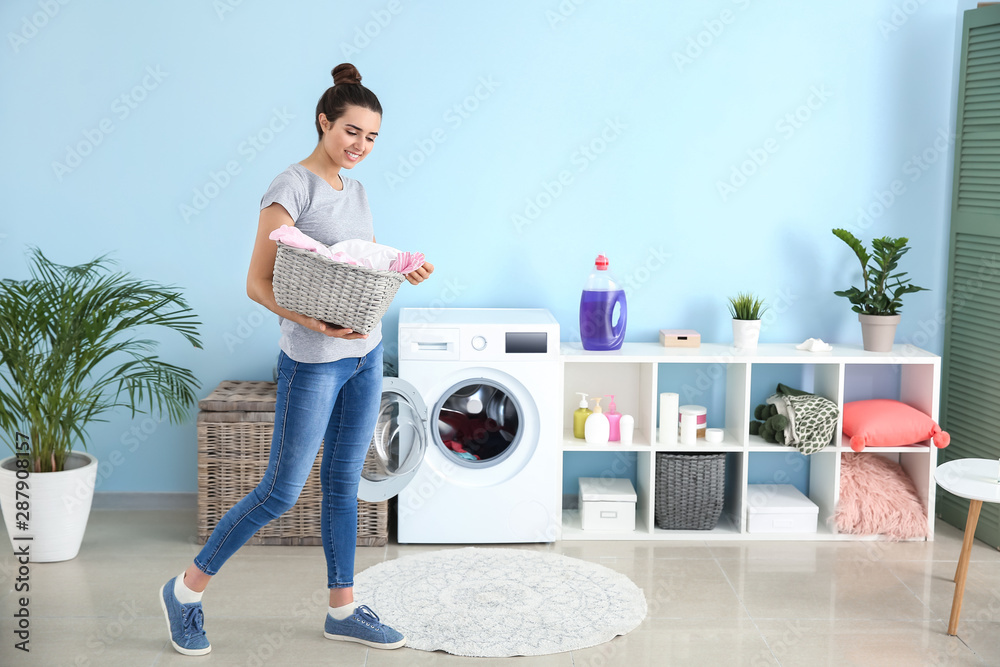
[654,452,727,530]
[271,243,406,335]
[196,380,388,547]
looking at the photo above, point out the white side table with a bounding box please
[934,458,1000,636]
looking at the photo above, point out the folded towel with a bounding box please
[796,338,833,352]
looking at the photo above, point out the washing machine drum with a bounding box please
[359,377,428,502]
[436,382,521,463]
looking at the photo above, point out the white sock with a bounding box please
[328,602,355,620]
[174,571,203,605]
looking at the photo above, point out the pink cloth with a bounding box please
[389,251,425,274]
[268,225,425,274]
[268,225,337,260]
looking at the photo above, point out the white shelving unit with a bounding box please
[558,342,941,541]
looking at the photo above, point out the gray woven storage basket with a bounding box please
[272,243,406,335]
[197,381,388,547]
[654,452,726,530]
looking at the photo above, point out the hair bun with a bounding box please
[332,63,362,86]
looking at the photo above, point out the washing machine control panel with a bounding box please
[399,322,557,361]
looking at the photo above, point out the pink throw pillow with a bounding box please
[842,399,950,452]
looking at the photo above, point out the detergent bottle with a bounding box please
[580,254,627,351]
[573,392,592,439]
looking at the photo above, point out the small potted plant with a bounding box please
[832,229,928,352]
[728,292,767,350]
[0,248,203,561]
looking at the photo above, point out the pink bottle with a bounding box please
[605,394,622,442]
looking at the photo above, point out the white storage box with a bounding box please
[746,484,818,534]
[579,477,636,531]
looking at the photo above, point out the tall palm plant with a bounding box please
[0,247,203,472]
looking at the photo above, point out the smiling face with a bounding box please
[318,105,381,169]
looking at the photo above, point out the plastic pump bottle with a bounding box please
[573,392,592,440]
[584,397,611,445]
[604,394,622,442]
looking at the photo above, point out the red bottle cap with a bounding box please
[595,254,609,270]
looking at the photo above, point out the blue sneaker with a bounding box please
[159,576,211,656]
[324,604,406,649]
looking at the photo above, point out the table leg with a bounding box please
[948,499,983,636]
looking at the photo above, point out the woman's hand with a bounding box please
[406,261,434,285]
[298,316,368,339]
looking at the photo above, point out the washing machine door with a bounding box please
[357,377,429,503]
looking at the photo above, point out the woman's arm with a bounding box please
[247,204,367,339]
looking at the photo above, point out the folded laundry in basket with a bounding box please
[268,225,425,274]
[269,225,336,259]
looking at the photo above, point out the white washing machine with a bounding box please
[358,308,562,543]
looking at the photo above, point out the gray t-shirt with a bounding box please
[259,163,382,363]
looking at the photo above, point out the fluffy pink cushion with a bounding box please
[842,399,950,452]
[835,453,927,540]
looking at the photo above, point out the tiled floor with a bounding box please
[2,510,999,666]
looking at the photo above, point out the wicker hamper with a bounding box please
[271,243,406,336]
[196,380,388,546]
[654,452,727,530]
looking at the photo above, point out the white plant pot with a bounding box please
[732,319,761,349]
[0,452,98,562]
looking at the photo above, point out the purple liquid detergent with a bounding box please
[580,254,627,351]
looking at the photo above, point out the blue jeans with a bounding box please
[194,343,383,588]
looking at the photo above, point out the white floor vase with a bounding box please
[0,452,98,562]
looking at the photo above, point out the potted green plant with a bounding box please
[832,229,928,352]
[0,248,202,561]
[728,292,768,350]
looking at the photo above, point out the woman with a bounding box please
[160,63,431,655]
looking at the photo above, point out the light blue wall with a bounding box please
[0,1,970,492]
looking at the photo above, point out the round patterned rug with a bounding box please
[353,547,647,657]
